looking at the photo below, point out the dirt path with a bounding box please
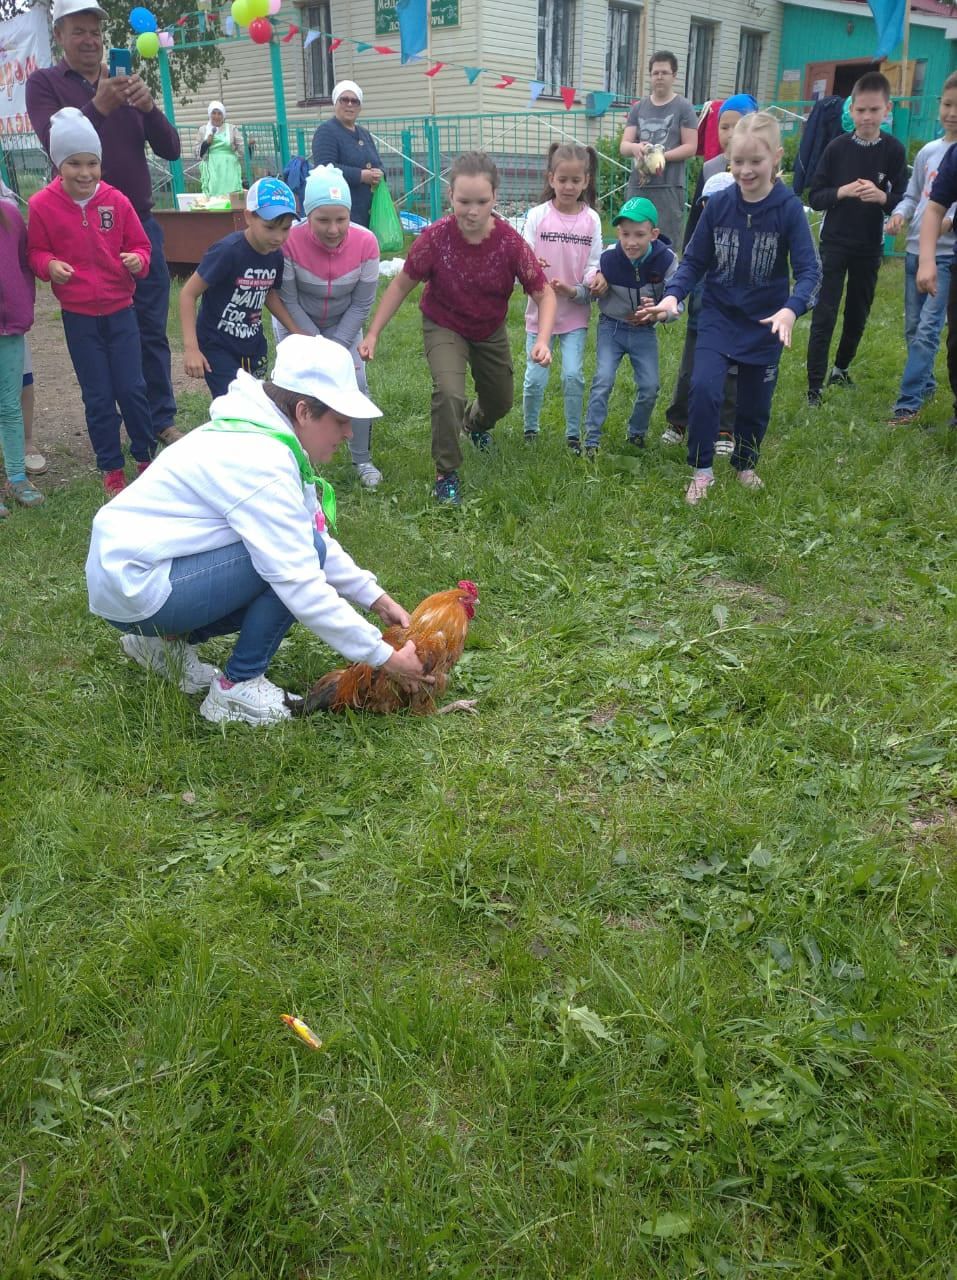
[28,288,192,489]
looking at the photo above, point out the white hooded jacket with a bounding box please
[85,372,395,668]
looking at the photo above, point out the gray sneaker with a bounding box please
[355,461,383,488]
[120,633,219,694]
[200,674,292,725]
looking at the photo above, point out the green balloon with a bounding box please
[136,30,160,57]
[231,0,253,25]
[246,0,270,16]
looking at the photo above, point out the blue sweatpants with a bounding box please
[203,342,268,399]
[688,345,779,471]
[135,216,177,432]
[62,307,156,472]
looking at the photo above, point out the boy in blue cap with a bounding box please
[581,195,678,456]
[179,177,304,398]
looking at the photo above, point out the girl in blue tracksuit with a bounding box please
[647,112,821,504]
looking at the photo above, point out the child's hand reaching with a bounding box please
[760,307,797,347]
[184,346,212,379]
[121,252,144,275]
[639,295,679,323]
[49,259,74,285]
[550,278,577,299]
[885,213,906,236]
[357,335,376,361]
[588,272,608,298]
[529,339,552,366]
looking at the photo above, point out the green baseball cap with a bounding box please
[613,196,659,227]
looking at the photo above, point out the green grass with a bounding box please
[2,264,956,1279]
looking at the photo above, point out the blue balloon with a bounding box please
[129,7,158,33]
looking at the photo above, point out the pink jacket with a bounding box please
[27,178,151,317]
[0,200,35,336]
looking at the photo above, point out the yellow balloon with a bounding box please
[231,0,253,25]
[246,0,270,17]
[136,30,160,57]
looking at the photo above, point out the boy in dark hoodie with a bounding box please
[581,196,678,457]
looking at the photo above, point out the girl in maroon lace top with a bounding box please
[359,152,556,505]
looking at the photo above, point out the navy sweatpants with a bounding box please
[135,216,177,432]
[202,342,268,399]
[688,345,779,471]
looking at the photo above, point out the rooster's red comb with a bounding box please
[457,580,478,596]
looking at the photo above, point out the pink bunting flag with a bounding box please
[424,61,444,77]
[560,85,576,109]
[374,45,397,53]
[328,37,341,51]
[281,23,299,42]
[492,75,515,89]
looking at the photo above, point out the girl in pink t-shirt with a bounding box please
[522,143,603,445]
[359,151,556,506]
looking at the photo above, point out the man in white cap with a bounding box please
[85,335,429,726]
[310,81,384,228]
[26,0,182,446]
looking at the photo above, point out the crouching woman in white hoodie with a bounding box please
[85,334,428,726]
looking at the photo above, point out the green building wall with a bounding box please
[777,5,957,145]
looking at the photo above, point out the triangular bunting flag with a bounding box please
[224,16,234,34]
[492,75,515,89]
[586,90,616,116]
[528,81,545,105]
[464,66,482,84]
[560,85,576,109]
[374,45,397,53]
[281,23,299,42]
[303,29,320,48]
[356,41,372,51]
[328,37,341,51]
[424,61,444,77]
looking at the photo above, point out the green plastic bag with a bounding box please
[369,180,404,254]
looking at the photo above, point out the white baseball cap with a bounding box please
[272,335,382,420]
[701,171,736,200]
[52,0,107,22]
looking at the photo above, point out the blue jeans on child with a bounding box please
[522,328,587,438]
[583,316,659,447]
[688,346,779,471]
[106,532,328,684]
[62,307,156,472]
[895,251,952,412]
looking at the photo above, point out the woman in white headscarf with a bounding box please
[310,81,383,228]
[197,102,243,196]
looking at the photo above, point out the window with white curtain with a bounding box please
[538,0,577,90]
[686,20,716,103]
[303,2,335,102]
[606,3,642,102]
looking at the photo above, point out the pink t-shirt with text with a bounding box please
[522,201,603,335]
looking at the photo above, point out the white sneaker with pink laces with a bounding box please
[684,471,714,505]
[737,470,764,490]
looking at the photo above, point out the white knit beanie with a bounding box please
[49,107,102,168]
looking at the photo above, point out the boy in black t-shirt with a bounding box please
[806,72,907,404]
[179,178,302,397]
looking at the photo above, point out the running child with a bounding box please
[359,151,556,506]
[580,196,678,456]
[885,72,957,424]
[917,109,957,427]
[0,190,43,514]
[27,107,156,498]
[179,177,303,398]
[644,112,821,504]
[521,142,602,444]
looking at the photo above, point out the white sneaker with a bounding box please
[200,674,292,725]
[121,633,219,694]
[355,461,383,488]
[684,471,714,505]
[660,425,685,445]
[737,469,764,490]
[714,434,734,457]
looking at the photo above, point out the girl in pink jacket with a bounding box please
[0,195,42,515]
[28,108,158,498]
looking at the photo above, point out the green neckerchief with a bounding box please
[204,418,337,534]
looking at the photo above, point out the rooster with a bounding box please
[291,581,479,716]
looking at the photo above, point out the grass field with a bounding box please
[1,263,956,1279]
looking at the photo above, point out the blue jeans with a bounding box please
[583,316,659,447]
[106,533,327,683]
[135,215,177,431]
[522,328,587,438]
[895,251,952,412]
[62,307,156,471]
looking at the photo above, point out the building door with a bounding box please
[804,58,880,101]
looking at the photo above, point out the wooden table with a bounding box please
[152,208,247,273]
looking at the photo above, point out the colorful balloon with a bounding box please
[247,0,270,17]
[135,30,160,56]
[129,7,158,33]
[230,0,253,25]
[158,30,174,47]
[248,17,272,42]
[267,0,282,14]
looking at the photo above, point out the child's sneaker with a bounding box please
[660,424,685,445]
[584,445,599,460]
[523,430,538,442]
[714,432,734,457]
[828,367,853,387]
[136,460,151,476]
[433,471,462,506]
[566,436,582,455]
[806,388,823,407]
[626,433,646,449]
[737,469,764,490]
[200,674,291,726]
[103,468,126,497]
[7,478,44,507]
[887,408,919,426]
[355,461,383,488]
[685,471,714,505]
[121,633,219,694]
[157,426,184,446]
[469,429,492,452]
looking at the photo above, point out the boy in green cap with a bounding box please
[581,196,678,456]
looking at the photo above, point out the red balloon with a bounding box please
[249,17,272,42]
